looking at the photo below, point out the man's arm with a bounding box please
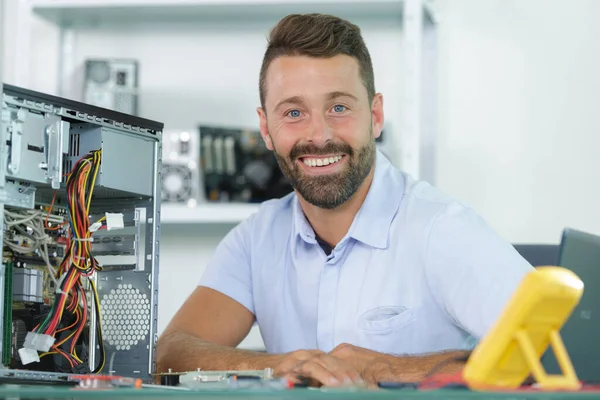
[156,216,283,373]
[156,286,279,373]
[425,202,534,339]
[330,344,469,384]
[155,217,362,387]
[327,204,533,385]
[156,286,363,386]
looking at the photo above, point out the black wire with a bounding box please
[92,285,105,374]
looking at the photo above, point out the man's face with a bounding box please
[258,54,384,209]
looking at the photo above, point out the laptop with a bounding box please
[541,228,600,383]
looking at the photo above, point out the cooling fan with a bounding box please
[161,164,193,203]
[160,130,201,206]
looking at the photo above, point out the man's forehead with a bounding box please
[265,55,364,106]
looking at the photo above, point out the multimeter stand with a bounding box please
[515,328,580,390]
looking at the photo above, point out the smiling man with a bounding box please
[156,13,534,387]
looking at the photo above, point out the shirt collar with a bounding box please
[292,150,404,249]
[292,194,318,245]
[347,150,404,248]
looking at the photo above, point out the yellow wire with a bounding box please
[86,151,101,213]
[82,152,101,258]
[72,349,83,364]
[56,271,78,323]
[56,150,105,371]
[89,278,105,373]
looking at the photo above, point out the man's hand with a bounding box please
[330,343,470,384]
[330,343,393,385]
[271,349,364,387]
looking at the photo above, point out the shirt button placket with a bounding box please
[316,254,339,352]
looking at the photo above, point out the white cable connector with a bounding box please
[18,348,40,365]
[105,212,124,231]
[23,332,55,352]
[89,221,102,232]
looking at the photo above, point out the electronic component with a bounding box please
[463,266,583,391]
[12,268,44,303]
[0,83,163,382]
[84,59,139,115]
[161,130,202,206]
[179,368,274,385]
[157,368,297,391]
[199,125,292,203]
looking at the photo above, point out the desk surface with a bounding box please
[0,385,599,399]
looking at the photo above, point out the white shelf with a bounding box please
[29,0,419,26]
[160,203,260,224]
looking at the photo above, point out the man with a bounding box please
[156,13,533,387]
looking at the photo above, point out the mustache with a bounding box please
[289,142,354,160]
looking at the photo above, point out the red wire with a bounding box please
[70,282,88,354]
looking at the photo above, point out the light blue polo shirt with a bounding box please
[199,150,533,355]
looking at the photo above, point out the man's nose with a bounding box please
[307,113,333,145]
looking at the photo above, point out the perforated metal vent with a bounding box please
[100,284,150,351]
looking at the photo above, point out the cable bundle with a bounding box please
[29,149,106,373]
[3,208,63,286]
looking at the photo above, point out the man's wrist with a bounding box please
[361,354,406,383]
[237,352,285,371]
[362,351,469,383]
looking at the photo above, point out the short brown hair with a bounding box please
[259,13,375,109]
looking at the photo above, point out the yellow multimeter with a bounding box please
[463,266,583,391]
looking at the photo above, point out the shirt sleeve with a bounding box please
[424,202,534,340]
[198,216,255,315]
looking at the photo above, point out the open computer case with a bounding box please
[0,83,163,383]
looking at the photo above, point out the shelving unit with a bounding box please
[161,202,260,224]
[28,0,433,25]
[11,0,439,225]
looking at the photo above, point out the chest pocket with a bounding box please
[356,306,416,354]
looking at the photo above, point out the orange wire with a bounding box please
[55,308,80,334]
[44,190,68,231]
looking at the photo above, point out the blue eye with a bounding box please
[288,110,301,118]
[333,105,346,113]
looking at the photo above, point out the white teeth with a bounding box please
[303,155,342,167]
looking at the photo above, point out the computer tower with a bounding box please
[84,59,139,115]
[0,84,162,383]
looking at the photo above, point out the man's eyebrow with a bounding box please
[273,92,358,112]
[274,96,305,112]
[327,91,359,101]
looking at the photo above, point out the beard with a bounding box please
[271,131,376,209]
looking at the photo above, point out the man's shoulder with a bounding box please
[399,173,473,222]
[253,191,296,221]
[235,192,296,240]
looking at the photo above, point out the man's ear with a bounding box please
[256,107,274,150]
[371,93,385,140]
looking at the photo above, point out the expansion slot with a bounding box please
[2,261,13,366]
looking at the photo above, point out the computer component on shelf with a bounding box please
[0,83,163,382]
[198,125,292,203]
[160,130,202,207]
[83,59,139,115]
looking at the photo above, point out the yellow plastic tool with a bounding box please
[463,266,583,391]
